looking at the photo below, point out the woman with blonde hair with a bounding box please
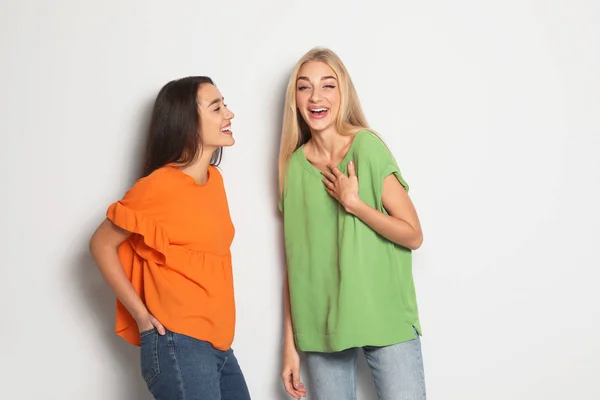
[278,47,427,400]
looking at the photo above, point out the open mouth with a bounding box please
[220,125,232,134]
[309,107,329,119]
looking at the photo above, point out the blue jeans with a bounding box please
[304,330,426,400]
[140,328,251,400]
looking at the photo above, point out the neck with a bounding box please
[180,147,216,184]
[309,126,351,158]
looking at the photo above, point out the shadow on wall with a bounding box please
[271,72,295,399]
[73,250,151,400]
[270,71,378,399]
[70,99,154,400]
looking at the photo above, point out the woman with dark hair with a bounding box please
[89,76,251,400]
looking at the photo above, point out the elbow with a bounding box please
[88,228,107,261]
[88,232,99,258]
[408,232,423,251]
[88,219,127,266]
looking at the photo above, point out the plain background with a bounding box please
[1,0,599,399]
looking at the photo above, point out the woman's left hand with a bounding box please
[322,161,361,213]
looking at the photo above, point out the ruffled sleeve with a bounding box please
[106,200,169,265]
[106,171,172,346]
[106,172,171,265]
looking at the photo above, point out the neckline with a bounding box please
[298,130,364,177]
[166,164,213,187]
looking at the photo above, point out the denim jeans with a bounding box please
[140,328,251,400]
[304,329,426,400]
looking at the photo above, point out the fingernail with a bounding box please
[349,161,354,165]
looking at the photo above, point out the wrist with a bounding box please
[132,307,150,322]
[344,196,364,215]
[284,337,297,351]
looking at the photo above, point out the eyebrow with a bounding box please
[207,97,224,107]
[296,76,337,82]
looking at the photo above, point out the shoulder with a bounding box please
[140,166,175,189]
[144,166,174,185]
[121,167,174,204]
[354,130,392,158]
[291,146,305,160]
[288,147,306,171]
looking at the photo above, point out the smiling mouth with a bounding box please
[220,125,232,133]
[308,107,329,119]
[310,107,329,115]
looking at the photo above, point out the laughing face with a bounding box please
[197,83,235,149]
[295,61,341,135]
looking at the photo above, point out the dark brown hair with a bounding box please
[142,76,222,177]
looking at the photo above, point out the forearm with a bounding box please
[89,242,148,320]
[347,200,423,250]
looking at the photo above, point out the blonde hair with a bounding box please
[278,47,371,193]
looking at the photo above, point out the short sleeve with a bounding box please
[361,131,409,193]
[278,180,287,213]
[106,173,169,265]
[278,163,291,213]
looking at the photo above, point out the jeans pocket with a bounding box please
[140,327,157,338]
[140,329,160,385]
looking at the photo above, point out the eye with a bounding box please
[324,84,336,89]
[214,102,228,112]
[297,86,310,91]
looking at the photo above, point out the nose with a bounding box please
[225,106,235,120]
[309,88,322,102]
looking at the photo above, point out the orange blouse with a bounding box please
[106,165,236,350]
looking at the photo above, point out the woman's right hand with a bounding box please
[135,312,166,335]
[281,345,306,399]
[89,219,167,337]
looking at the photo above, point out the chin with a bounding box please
[306,120,334,133]
[221,137,235,147]
[301,114,334,133]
